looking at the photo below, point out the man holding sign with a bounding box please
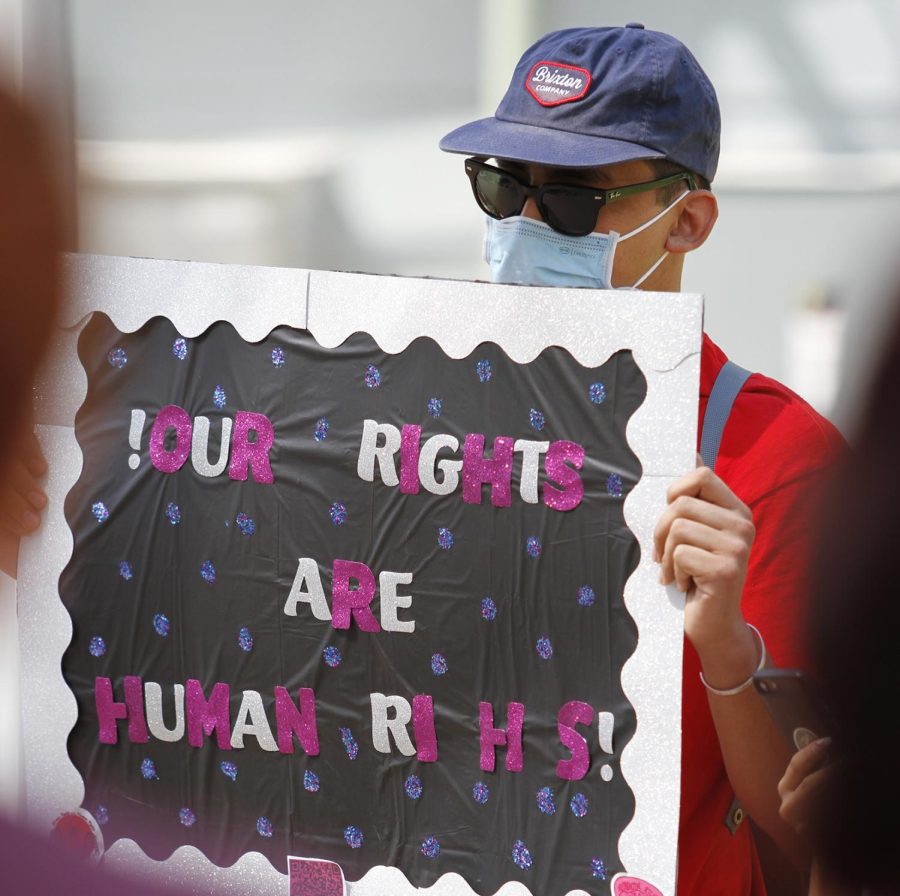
[440,24,842,894]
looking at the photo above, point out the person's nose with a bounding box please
[522,196,543,221]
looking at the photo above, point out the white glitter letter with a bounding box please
[379,570,415,634]
[370,693,416,756]
[357,419,401,486]
[231,690,278,751]
[145,682,185,743]
[419,433,461,495]
[284,557,331,620]
[514,439,549,504]
[191,415,233,477]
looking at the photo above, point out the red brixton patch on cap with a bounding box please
[526,60,591,106]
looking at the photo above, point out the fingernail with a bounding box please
[652,548,659,563]
[28,490,46,509]
[658,571,665,586]
[813,736,832,750]
[21,511,39,531]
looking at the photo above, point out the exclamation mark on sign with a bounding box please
[598,711,615,782]
[128,409,146,470]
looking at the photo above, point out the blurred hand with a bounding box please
[778,737,832,837]
[653,460,755,656]
[0,428,47,577]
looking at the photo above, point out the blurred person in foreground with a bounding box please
[0,81,178,896]
[776,306,900,896]
[440,24,844,893]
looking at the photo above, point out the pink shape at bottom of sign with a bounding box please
[612,873,665,896]
[288,857,345,896]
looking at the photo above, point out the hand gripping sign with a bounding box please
[18,255,701,896]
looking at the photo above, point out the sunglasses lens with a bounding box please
[540,187,599,237]
[474,168,526,219]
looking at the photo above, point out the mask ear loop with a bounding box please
[617,190,691,289]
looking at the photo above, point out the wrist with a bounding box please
[697,621,761,693]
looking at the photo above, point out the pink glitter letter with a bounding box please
[149,405,192,474]
[543,440,585,511]
[556,700,593,780]
[479,701,525,772]
[186,679,232,749]
[331,559,381,632]
[96,676,150,744]
[274,686,320,755]
[399,424,422,495]
[228,411,275,484]
[412,694,438,762]
[463,434,514,507]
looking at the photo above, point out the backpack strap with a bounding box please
[700,360,753,471]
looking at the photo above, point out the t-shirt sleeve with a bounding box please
[715,383,845,670]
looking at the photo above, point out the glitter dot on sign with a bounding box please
[256,816,273,838]
[421,837,440,859]
[330,502,347,526]
[153,614,170,637]
[107,347,127,368]
[235,512,255,536]
[92,501,109,523]
[340,727,359,760]
[473,781,490,804]
[238,627,253,652]
[119,560,134,581]
[536,786,556,815]
[589,381,607,404]
[476,359,492,383]
[213,385,226,409]
[578,585,596,607]
[512,840,533,870]
[607,473,624,498]
[426,397,442,418]
[344,825,363,849]
[525,536,541,558]
[591,857,607,880]
[529,408,546,431]
[172,337,188,361]
[364,365,381,389]
[437,527,454,550]
[304,770,320,793]
[431,653,448,676]
[220,761,237,781]
[536,637,553,660]
[179,808,196,828]
[89,636,106,658]
[140,758,158,781]
[314,418,329,442]
[323,646,342,668]
[165,502,181,525]
[95,806,109,826]
[271,346,285,368]
[404,775,423,800]
[570,793,589,817]
[481,597,497,621]
[200,560,216,583]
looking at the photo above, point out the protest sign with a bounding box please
[18,254,701,896]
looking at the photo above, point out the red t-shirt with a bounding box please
[676,334,843,895]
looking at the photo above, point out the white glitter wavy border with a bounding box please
[21,254,700,896]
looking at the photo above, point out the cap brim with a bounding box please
[439,116,665,169]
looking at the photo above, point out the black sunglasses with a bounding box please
[464,158,697,237]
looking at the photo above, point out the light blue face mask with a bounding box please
[483,191,689,289]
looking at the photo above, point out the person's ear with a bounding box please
[665,190,718,254]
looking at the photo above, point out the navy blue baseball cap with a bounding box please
[440,25,720,182]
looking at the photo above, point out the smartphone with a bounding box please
[753,669,831,752]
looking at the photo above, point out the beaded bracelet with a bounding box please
[699,623,766,697]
